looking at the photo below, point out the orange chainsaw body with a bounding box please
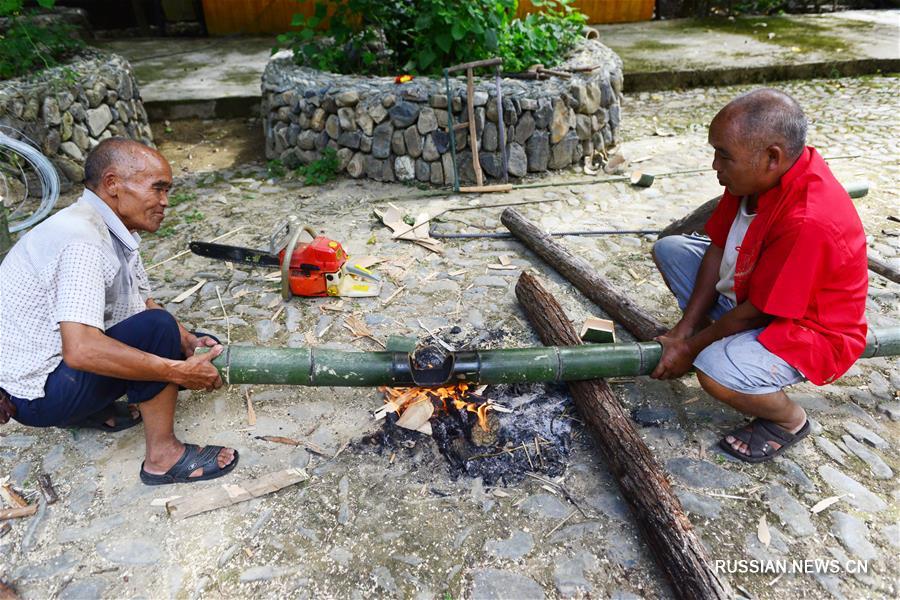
[277,236,347,297]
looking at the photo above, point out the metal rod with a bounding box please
[207,327,900,387]
[443,68,460,193]
[495,63,508,184]
[429,227,661,239]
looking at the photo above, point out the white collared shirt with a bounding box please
[0,189,151,399]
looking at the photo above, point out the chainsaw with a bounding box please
[189,217,381,300]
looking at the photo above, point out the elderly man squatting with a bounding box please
[650,89,868,463]
[0,138,238,485]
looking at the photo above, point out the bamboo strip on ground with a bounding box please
[0,505,37,520]
[502,208,667,341]
[165,468,308,520]
[515,272,731,600]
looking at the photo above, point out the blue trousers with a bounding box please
[11,309,198,428]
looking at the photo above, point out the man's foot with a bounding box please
[719,417,810,464]
[140,442,238,485]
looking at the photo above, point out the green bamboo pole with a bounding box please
[206,327,899,387]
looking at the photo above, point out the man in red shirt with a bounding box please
[650,89,868,463]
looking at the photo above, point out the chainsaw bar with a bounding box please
[189,241,280,267]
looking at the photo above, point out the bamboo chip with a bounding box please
[215,285,231,344]
[0,505,37,520]
[245,388,256,426]
[170,278,207,304]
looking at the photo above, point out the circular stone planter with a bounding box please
[0,49,154,189]
[261,39,624,185]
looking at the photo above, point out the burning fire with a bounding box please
[378,383,493,434]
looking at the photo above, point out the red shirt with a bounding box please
[704,147,868,385]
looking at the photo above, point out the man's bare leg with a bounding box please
[138,383,235,477]
[696,370,807,456]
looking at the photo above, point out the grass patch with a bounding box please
[684,16,870,54]
[183,209,205,223]
[168,190,196,207]
[154,224,177,238]
[295,147,339,186]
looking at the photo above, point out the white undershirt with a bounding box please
[716,197,756,303]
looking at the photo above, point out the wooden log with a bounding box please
[657,195,721,239]
[657,191,898,284]
[868,255,900,285]
[36,474,58,505]
[502,208,667,341]
[515,272,732,600]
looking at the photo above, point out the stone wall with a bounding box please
[262,40,623,185]
[0,49,153,188]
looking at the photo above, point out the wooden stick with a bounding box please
[215,285,231,344]
[255,435,329,456]
[466,68,484,188]
[0,505,37,520]
[0,484,27,508]
[392,197,560,239]
[146,226,245,271]
[447,57,503,72]
[515,272,731,599]
[502,208,667,341]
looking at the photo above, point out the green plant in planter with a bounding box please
[0,0,84,80]
[279,0,587,76]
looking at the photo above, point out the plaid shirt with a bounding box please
[0,189,151,399]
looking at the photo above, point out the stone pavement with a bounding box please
[94,10,900,119]
[0,75,898,599]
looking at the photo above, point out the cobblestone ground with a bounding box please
[1,75,897,600]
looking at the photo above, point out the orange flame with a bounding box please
[380,383,492,431]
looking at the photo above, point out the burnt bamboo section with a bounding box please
[501,207,668,341]
[205,328,899,386]
[515,271,733,600]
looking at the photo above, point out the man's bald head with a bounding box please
[714,89,808,159]
[83,138,166,190]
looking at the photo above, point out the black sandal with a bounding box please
[72,401,142,432]
[140,443,239,486]
[719,418,810,464]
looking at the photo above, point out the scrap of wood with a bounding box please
[0,505,37,520]
[487,264,518,270]
[0,484,27,508]
[343,315,385,348]
[382,286,405,306]
[498,255,511,266]
[254,436,329,456]
[352,255,383,269]
[147,226,245,271]
[171,279,207,304]
[0,579,18,600]
[373,205,443,254]
[165,468,309,520]
[36,474,58,505]
[245,388,256,427]
[0,522,10,538]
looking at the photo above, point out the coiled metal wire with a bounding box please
[0,129,60,233]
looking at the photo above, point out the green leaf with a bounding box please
[435,32,452,54]
[36,0,54,8]
[450,21,466,41]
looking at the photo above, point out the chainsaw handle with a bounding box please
[281,224,318,301]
